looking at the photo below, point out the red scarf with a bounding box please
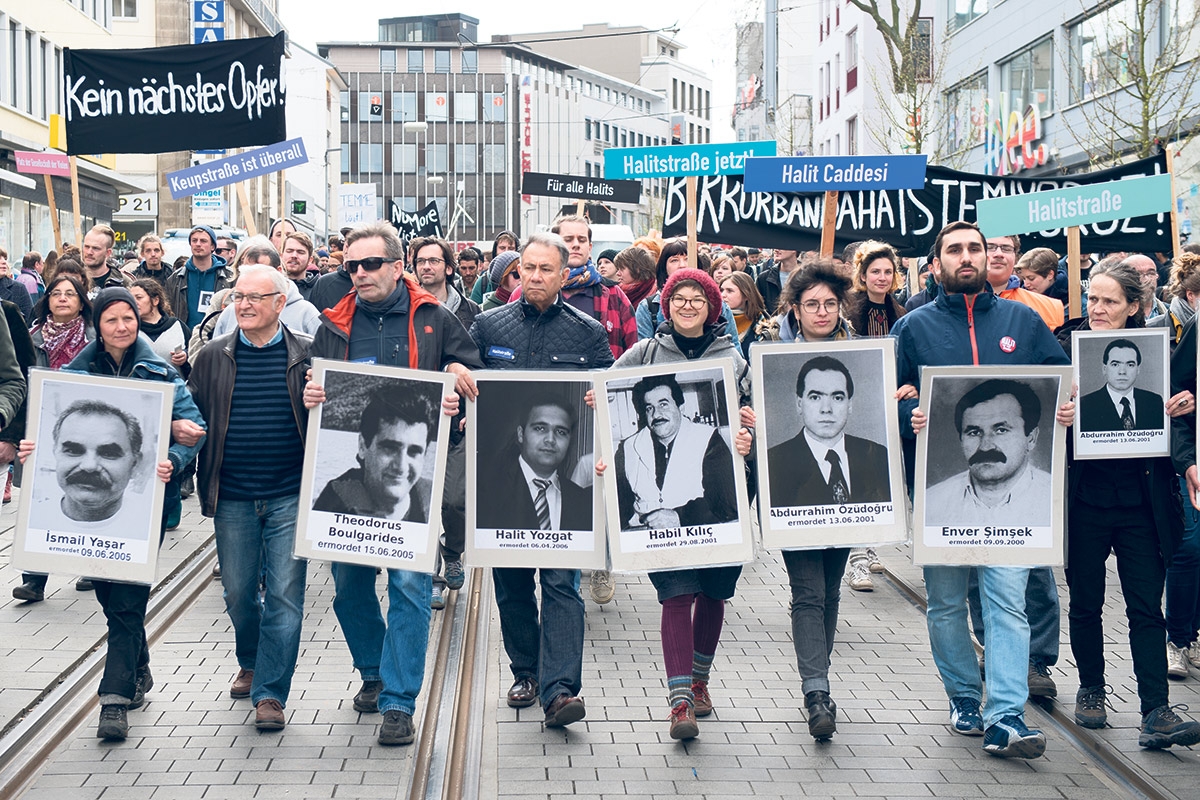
[620,278,656,310]
[39,317,88,370]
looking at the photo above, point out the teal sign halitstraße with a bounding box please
[976,173,1173,237]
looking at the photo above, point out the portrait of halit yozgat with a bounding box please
[923,376,1061,528]
[28,385,163,539]
[310,371,443,523]
[474,381,594,532]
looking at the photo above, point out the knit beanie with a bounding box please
[488,251,521,286]
[93,287,141,343]
[597,249,619,264]
[661,268,722,326]
[189,224,218,248]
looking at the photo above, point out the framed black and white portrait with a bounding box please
[752,340,907,549]
[465,371,602,570]
[1072,328,1170,459]
[594,360,753,573]
[913,365,1071,566]
[295,359,455,574]
[13,370,173,584]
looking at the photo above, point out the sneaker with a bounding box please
[444,559,465,591]
[1139,704,1200,749]
[431,583,445,610]
[1167,641,1191,679]
[668,701,699,740]
[378,709,415,745]
[866,548,885,573]
[691,680,713,717]
[1028,662,1057,698]
[949,696,984,736]
[255,698,286,731]
[129,668,153,710]
[97,704,128,741]
[1188,641,1200,669]
[846,561,874,592]
[354,679,383,713]
[805,690,837,741]
[11,582,44,603]
[983,715,1046,759]
[589,570,615,605]
[1075,685,1109,729]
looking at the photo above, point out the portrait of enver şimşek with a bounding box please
[294,359,455,574]
[1072,328,1171,459]
[913,366,1072,566]
[752,339,908,550]
[465,371,602,571]
[594,359,754,573]
[13,370,173,584]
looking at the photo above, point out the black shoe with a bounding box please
[378,709,415,745]
[507,676,539,708]
[12,582,44,603]
[805,690,837,741]
[1075,685,1109,729]
[354,679,383,713]
[544,694,586,727]
[181,475,195,499]
[76,578,94,591]
[1139,705,1200,749]
[129,668,154,710]
[97,705,128,741]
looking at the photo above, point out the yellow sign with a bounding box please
[48,114,116,170]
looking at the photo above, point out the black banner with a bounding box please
[521,171,642,204]
[664,154,1172,256]
[391,200,443,240]
[63,33,287,155]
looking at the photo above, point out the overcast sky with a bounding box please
[279,0,750,140]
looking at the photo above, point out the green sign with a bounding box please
[976,173,1173,236]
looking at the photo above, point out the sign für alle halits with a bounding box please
[976,173,1174,237]
[521,171,642,204]
[743,154,928,193]
[165,137,308,199]
[604,141,776,179]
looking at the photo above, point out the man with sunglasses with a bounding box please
[216,237,239,268]
[303,220,481,747]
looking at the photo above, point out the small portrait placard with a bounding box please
[913,365,1071,566]
[13,369,173,584]
[1072,328,1170,459]
[294,359,455,574]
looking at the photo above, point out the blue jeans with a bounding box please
[492,567,585,710]
[214,495,306,706]
[924,565,1031,728]
[331,562,431,715]
[1167,476,1200,647]
[967,566,1060,666]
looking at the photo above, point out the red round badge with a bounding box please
[999,336,1016,353]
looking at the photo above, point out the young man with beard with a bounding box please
[282,232,320,300]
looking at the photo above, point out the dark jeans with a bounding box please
[782,548,850,695]
[968,566,1060,666]
[1067,502,1169,714]
[492,567,584,710]
[1167,475,1200,647]
[433,440,466,589]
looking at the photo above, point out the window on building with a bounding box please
[407,49,424,73]
[1069,0,1139,104]
[483,92,506,121]
[393,144,417,174]
[380,49,396,72]
[846,117,858,155]
[358,92,383,121]
[950,0,988,31]
[425,92,449,121]
[673,79,679,110]
[391,92,417,122]
[749,125,760,140]
[434,49,451,73]
[340,144,350,174]
[483,144,506,173]
[339,91,350,122]
[425,144,448,174]
[585,118,592,140]
[944,71,988,151]
[454,92,477,121]
[705,90,711,120]
[602,122,610,142]
[455,144,478,172]
[914,18,933,83]
[113,0,137,18]
[461,49,478,74]
[1001,37,1053,113]
[620,130,627,147]
[359,143,383,173]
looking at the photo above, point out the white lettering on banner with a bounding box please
[1028,190,1123,224]
[66,59,284,123]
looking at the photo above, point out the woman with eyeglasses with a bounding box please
[761,259,857,741]
[603,268,754,742]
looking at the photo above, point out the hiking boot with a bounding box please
[949,696,984,736]
[589,570,615,605]
[1139,704,1200,749]
[97,704,128,741]
[668,701,699,740]
[805,690,837,741]
[1075,685,1109,729]
[1028,661,1057,698]
[129,668,154,710]
[692,680,713,717]
[983,715,1046,759]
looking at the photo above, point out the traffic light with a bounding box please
[291,200,307,215]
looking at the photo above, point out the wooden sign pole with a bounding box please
[685,176,698,267]
[43,175,63,253]
[236,183,258,237]
[68,156,82,245]
[575,199,585,217]
[1166,147,1183,260]
[1067,226,1082,319]
[820,190,838,257]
